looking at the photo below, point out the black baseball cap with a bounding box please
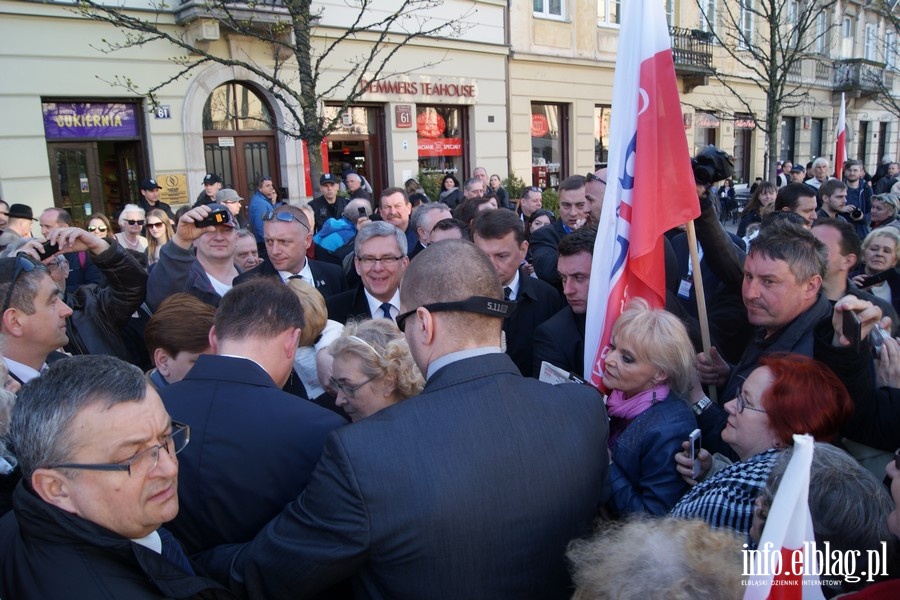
[140,178,161,191]
[203,173,223,185]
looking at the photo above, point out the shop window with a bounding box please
[531,102,567,189]
[417,105,466,187]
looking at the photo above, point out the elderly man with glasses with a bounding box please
[0,225,147,380]
[0,355,236,599]
[232,204,346,300]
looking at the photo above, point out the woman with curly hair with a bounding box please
[328,319,424,422]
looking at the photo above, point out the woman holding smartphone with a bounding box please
[603,298,698,516]
[852,228,900,317]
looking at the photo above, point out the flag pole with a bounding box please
[685,220,717,404]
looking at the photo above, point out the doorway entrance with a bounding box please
[324,105,386,194]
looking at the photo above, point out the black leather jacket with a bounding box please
[64,240,147,362]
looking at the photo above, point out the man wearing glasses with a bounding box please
[160,279,344,555]
[233,205,346,299]
[212,239,608,599]
[0,355,232,598]
[146,203,239,310]
[517,185,543,223]
[325,221,409,324]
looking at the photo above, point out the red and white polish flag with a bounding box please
[584,0,699,386]
[834,93,846,178]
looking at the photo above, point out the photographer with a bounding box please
[817,179,864,225]
[146,203,239,310]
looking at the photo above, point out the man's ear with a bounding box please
[208,325,219,354]
[31,468,76,514]
[285,328,302,359]
[1,308,25,338]
[153,347,172,378]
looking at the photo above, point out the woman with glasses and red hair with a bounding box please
[670,353,853,538]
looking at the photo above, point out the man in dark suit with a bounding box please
[233,204,345,299]
[325,221,409,324]
[533,226,597,378]
[160,278,345,555]
[206,239,609,599]
[530,175,589,289]
[473,208,563,376]
[408,202,451,259]
[379,187,419,255]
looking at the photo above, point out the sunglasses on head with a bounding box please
[87,225,108,233]
[125,219,145,226]
[2,254,39,315]
[586,172,607,185]
[263,211,310,232]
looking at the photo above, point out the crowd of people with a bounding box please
[0,155,899,599]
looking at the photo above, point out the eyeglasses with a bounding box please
[45,422,190,478]
[586,172,607,186]
[125,219,145,226]
[87,225,108,233]
[146,222,165,230]
[329,376,376,399]
[356,255,404,267]
[1,254,39,315]
[736,389,767,414]
[263,211,310,232]
[396,296,516,333]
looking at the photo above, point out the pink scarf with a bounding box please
[606,384,670,420]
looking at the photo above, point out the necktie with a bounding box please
[380,302,393,319]
[288,274,305,284]
[158,528,195,575]
[504,286,513,301]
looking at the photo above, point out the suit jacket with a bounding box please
[160,355,345,555]
[233,257,347,299]
[532,305,586,378]
[325,286,374,324]
[505,273,565,377]
[529,220,567,289]
[214,353,609,600]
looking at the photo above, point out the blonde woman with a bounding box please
[145,208,174,265]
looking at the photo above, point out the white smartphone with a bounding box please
[689,428,702,479]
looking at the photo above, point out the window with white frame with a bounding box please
[598,0,620,26]
[534,0,564,20]
[665,0,675,28]
[699,0,716,32]
[815,12,827,55]
[787,0,799,47]
[842,16,853,39]
[738,0,754,49]
[865,23,878,61]
[887,30,897,70]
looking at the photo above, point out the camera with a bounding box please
[194,206,231,229]
[849,207,863,221]
[692,146,735,186]
[36,240,59,261]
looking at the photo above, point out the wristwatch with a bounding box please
[692,396,712,416]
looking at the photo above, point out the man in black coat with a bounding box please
[533,226,596,378]
[0,355,234,599]
[530,175,589,289]
[161,279,345,555]
[473,208,563,376]
[234,204,346,299]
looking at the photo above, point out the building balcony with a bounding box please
[833,58,889,97]
[175,0,291,28]
[670,27,715,93]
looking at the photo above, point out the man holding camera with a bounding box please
[147,203,238,310]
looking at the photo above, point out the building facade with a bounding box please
[0,0,897,225]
